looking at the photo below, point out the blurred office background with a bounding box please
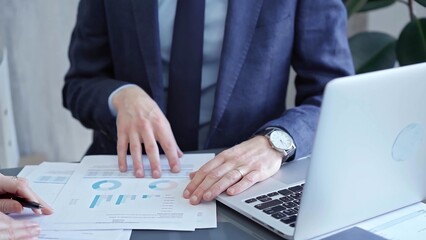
[0,0,86,167]
[0,1,425,167]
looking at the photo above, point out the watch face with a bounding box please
[270,130,293,151]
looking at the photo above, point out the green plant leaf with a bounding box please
[360,0,396,12]
[396,18,426,65]
[344,0,368,17]
[349,32,397,73]
[415,0,426,7]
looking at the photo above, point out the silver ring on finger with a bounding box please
[236,168,245,178]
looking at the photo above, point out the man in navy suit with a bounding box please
[63,0,354,205]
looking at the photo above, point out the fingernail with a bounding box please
[31,226,41,234]
[228,187,235,195]
[153,170,160,178]
[135,169,144,178]
[25,222,39,228]
[172,165,180,173]
[203,191,212,200]
[190,195,198,204]
[183,190,190,198]
[30,226,41,235]
[119,166,126,172]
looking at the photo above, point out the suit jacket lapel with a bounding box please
[131,0,263,144]
[210,0,263,132]
[130,0,165,109]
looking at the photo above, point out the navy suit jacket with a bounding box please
[63,0,354,158]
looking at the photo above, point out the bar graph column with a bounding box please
[89,195,113,208]
[115,195,137,205]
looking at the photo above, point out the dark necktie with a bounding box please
[167,0,205,151]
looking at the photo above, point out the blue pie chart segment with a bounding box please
[92,180,122,190]
[149,180,178,191]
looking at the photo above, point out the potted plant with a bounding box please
[344,0,426,73]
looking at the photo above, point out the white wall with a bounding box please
[0,49,20,168]
[366,2,426,37]
[0,0,91,164]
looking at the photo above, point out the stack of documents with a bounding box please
[12,154,217,240]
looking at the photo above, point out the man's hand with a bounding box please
[112,86,183,178]
[0,212,40,240]
[183,136,282,205]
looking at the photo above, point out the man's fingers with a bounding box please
[167,151,181,174]
[190,166,240,205]
[177,147,184,158]
[156,127,181,173]
[162,146,181,173]
[227,170,260,195]
[201,168,246,202]
[117,131,129,172]
[183,156,225,199]
[0,199,22,213]
[183,157,229,203]
[129,132,144,178]
[140,130,161,178]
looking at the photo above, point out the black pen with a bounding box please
[12,196,43,209]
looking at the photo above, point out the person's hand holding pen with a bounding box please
[0,173,53,240]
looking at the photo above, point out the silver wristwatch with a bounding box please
[260,127,296,163]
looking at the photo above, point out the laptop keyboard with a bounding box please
[244,184,304,228]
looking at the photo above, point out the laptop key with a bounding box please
[256,195,268,200]
[254,199,283,210]
[283,202,297,208]
[245,198,257,204]
[283,208,298,216]
[263,205,285,215]
[281,215,297,224]
[290,193,302,200]
[277,189,292,196]
[267,192,279,197]
[289,223,296,228]
[279,196,294,202]
[289,185,303,193]
[259,197,272,202]
[271,212,286,219]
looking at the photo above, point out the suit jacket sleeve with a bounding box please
[62,0,127,140]
[258,0,355,159]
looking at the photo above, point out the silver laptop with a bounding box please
[217,63,426,239]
